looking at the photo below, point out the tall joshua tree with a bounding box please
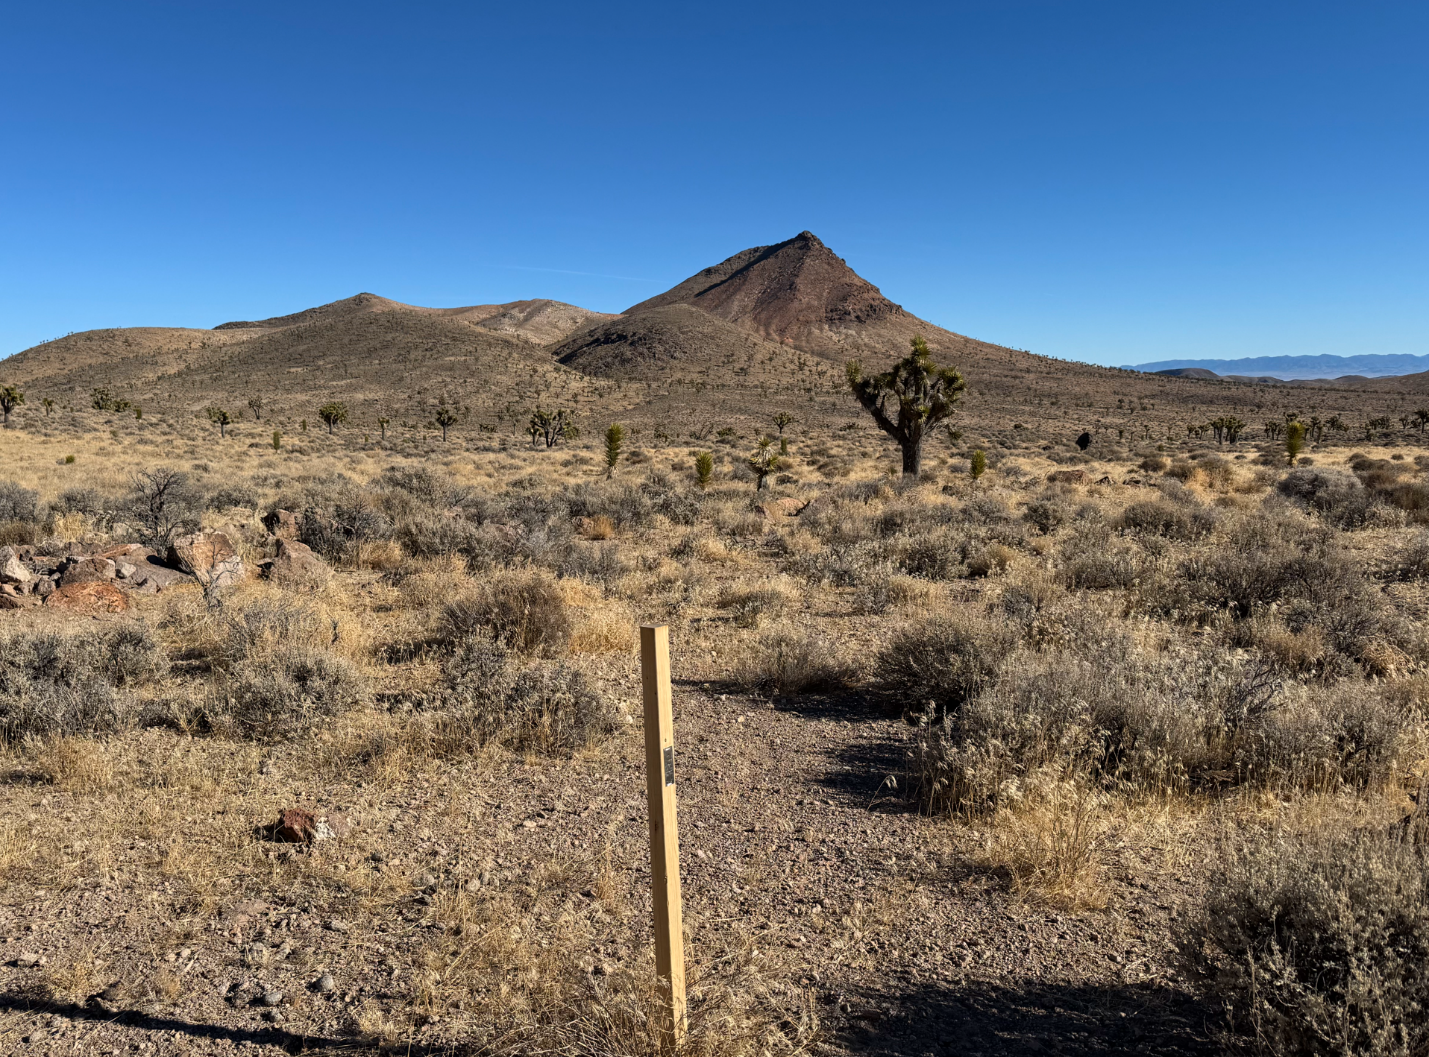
[846,336,966,477]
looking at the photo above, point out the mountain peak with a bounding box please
[624,231,904,350]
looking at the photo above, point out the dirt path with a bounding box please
[0,672,1219,1056]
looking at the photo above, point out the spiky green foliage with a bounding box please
[206,406,233,438]
[695,451,714,490]
[747,437,781,491]
[434,404,458,441]
[969,449,986,481]
[846,336,966,476]
[0,385,23,427]
[604,423,626,478]
[1286,420,1307,465]
[318,402,348,434]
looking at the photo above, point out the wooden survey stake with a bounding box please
[641,624,687,1052]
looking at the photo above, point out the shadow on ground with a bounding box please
[0,986,394,1055]
[831,976,1219,1056]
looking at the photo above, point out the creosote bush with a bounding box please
[875,611,1016,717]
[441,568,573,657]
[0,625,169,740]
[218,648,369,741]
[1189,830,1429,1057]
[734,627,848,695]
[432,635,617,756]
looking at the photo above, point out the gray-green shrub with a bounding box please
[1189,830,1429,1056]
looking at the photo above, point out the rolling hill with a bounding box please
[3,233,1421,446]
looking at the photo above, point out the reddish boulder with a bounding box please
[59,557,115,585]
[46,581,130,613]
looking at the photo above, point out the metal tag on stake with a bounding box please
[663,745,675,786]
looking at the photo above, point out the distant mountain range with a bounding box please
[1131,354,1429,381]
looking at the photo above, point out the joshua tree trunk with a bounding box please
[901,436,922,476]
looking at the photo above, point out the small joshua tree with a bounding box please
[247,394,264,421]
[773,411,795,437]
[846,336,966,476]
[695,451,714,490]
[377,416,390,441]
[1285,420,1307,465]
[747,437,781,491]
[206,406,233,438]
[605,423,626,478]
[318,402,348,435]
[41,397,54,417]
[0,384,23,427]
[434,404,457,441]
[969,449,986,481]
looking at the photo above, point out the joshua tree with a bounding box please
[529,407,578,448]
[969,449,986,481]
[747,437,781,491]
[206,406,233,438]
[318,402,348,435]
[1415,409,1429,434]
[41,397,54,417]
[0,384,23,427]
[695,451,714,490]
[846,336,966,477]
[378,417,390,440]
[434,404,457,441]
[91,387,131,412]
[247,394,264,421]
[604,423,626,478]
[773,411,795,437]
[1264,419,1285,441]
[1285,420,1307,465]
[1209,416,1247,446]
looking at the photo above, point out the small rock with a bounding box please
[260,989,284,1007]
[314,973,336,994]
[115,562,138,580]
[13,953,40,969]
[267,807,318,843]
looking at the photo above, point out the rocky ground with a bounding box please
[0,653,1223,1056]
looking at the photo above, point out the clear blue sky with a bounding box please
[2,1,1425,366]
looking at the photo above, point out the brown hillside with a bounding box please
[214,292,611,344]
[552,304,808,382]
